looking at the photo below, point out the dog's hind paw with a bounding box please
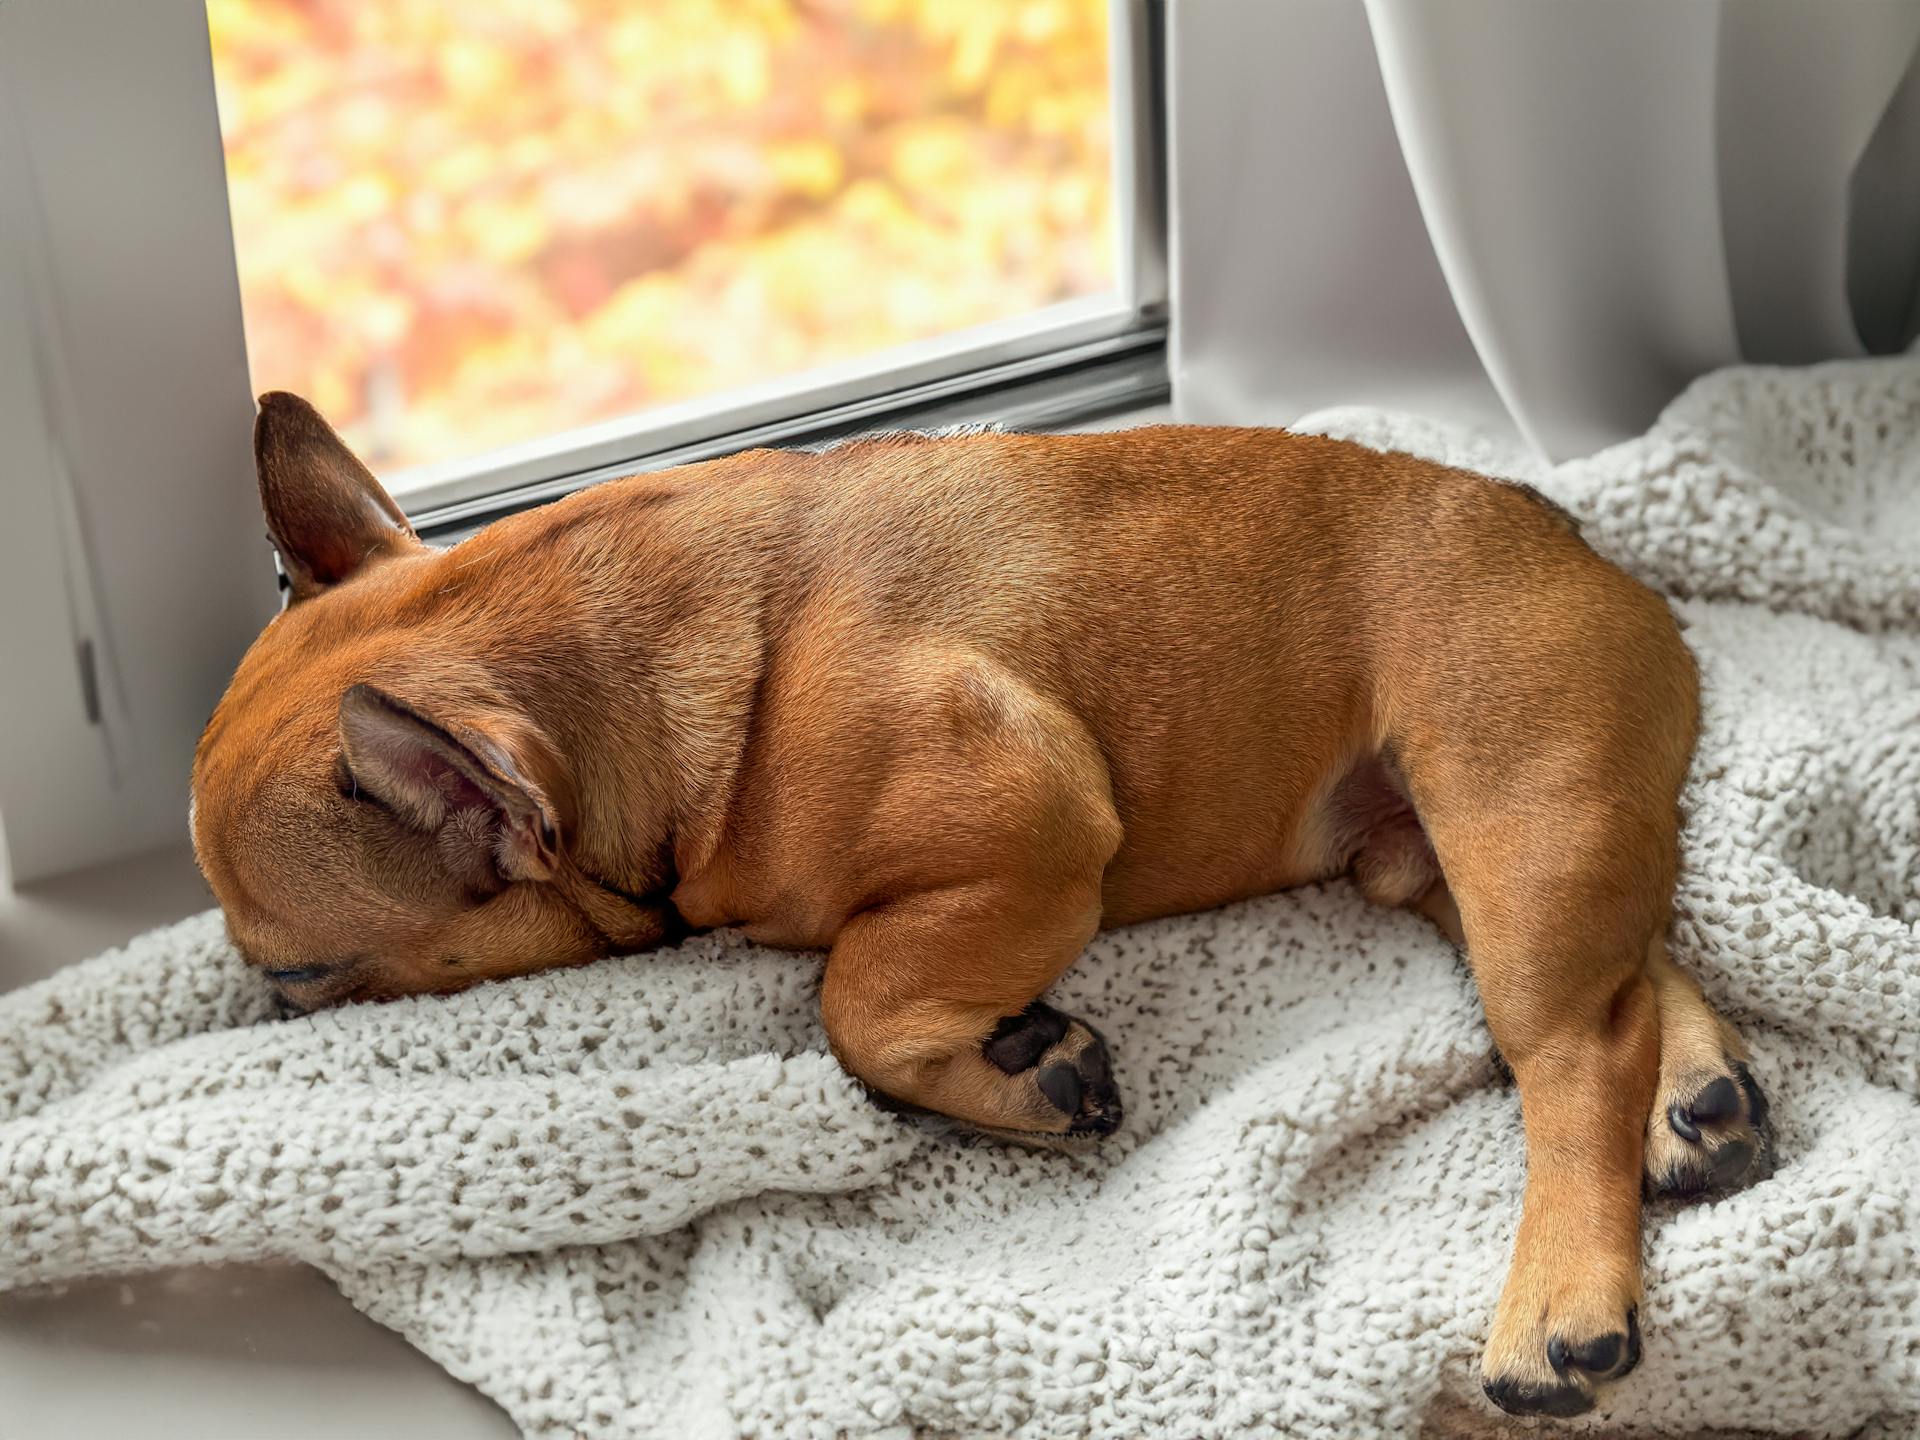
[1646,1054,1772,1198]
[1482,1285,1642,1419]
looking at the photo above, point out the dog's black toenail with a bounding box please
[1689,1075,1740,1124]
[1077,1040,1112,1087]
[1483,1376,1595,1419]
[1067,1104,1122,1137]
[1667,1100,1702,1143]
[983,1003,1069,1074]
[1036,1061,1082,1115]
[1710,1136,1754,1187]
[1733,1060,1771,1134]
[1622,1306,1641,1377]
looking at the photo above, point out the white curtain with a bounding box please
[1169,0,1920,461]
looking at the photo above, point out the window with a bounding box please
[0,0,1159,880]
[207,0,1166,518]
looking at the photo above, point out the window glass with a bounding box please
[207,0,1116,482]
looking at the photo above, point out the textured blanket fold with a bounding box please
[4,359,1917,1438]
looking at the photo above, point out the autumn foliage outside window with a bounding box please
[207,0,1117,481]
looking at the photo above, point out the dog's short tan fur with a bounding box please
[193,394,1770,1418]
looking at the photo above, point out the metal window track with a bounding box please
[413,321,1168,544]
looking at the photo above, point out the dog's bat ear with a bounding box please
[337,684,565,889]
[254,392,423,602]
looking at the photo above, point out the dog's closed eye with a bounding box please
[262,965,335,985]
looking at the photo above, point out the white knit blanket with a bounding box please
[5,360,1919,1439]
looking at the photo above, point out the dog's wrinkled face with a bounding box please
[192,394,656,1011]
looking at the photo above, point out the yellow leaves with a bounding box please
[838,177,918,234]
[210,0,1116,471]
[458,197,551,267]
[1046,170,1104,235]
[310,372,359,429]
[768,139,846,200]
[334,174,396,226]
[716,31,774,106]
[358,293,416,349]
[204,0,301,64]
[888,120,978,206]
[424,143,496,199]
[823,78,867,128]
[1013,0,1074,45]
[278,259,335,312]
[438,38,514,102]
[1027,91,1100,141]
[948,9,1008,90]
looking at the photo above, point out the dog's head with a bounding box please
[192,394,672,1012]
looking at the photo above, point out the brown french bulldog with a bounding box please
[192,393,1769,1418]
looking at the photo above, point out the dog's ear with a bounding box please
[255,392,421,601]
[337,683,565,889]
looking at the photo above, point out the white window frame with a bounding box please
[0,0,1165,886]
[0,0,271,887]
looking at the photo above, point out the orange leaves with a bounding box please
[210,0,1114,476]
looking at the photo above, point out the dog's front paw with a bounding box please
[982,1001,1122,1137]
[1646,1056,1771,1198]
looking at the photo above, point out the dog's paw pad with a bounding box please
[984,1003,1069,1074]
[1680,1074,1741,1126]
[1649,1055,1772,1198]
[980,1001,1122,1137]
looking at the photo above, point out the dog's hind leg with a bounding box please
[1384,595,1697,1416]
[1424,803,1663,1419]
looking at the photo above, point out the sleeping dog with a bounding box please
[192,392,1769,1418]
